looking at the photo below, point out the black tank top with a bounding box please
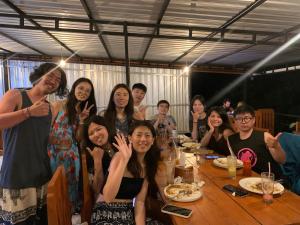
[101,176,144,200]
[0,90,52,188]
[228,130,282,179]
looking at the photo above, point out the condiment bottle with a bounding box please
[243,159,252,176]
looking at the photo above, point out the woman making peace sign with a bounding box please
[48,77,97,212]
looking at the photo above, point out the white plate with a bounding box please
[164,183,202,202]
[182,142,201,148]
[239,177,284,195]
[213,157,243,169]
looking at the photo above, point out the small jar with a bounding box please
[243,160,252,176]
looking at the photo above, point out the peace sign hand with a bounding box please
[113,133,132,162]
[79,101,94,121]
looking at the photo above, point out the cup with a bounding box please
[193,163,201,185]
[195,153,205,165]
[261,172,275,204]
[227,155,237,179]
[164,159,175,185]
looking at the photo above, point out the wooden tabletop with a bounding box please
[157,157,300,225]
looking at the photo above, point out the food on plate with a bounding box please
[249,181,282,193]
[165,183,200,199]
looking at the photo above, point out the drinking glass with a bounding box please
[164,159,175,185]
[227,155,237,179]
[261,172,275,204]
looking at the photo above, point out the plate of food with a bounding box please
[239,177,284,195]
[213,157,243,169]
[182,142,201,149]
[164,183,202,202]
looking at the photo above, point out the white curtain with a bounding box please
[6,60,190,132]
[129,67,189,132]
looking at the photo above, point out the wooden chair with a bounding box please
[254,108,274,135]
[81,153,93,224]
[47,165,72,225]
[296,121,300,134]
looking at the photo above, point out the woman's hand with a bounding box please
[77,101,94,122]
[208,118,214,133]
[86,146,105,164]
[191,110,200,122]
[113,133,132,161]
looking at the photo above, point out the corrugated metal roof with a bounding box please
[0,0,299,70]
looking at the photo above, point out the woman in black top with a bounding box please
[83,115,116,198]
[201,106,234,155]
[190,95,207,142]
[90,120,161,225]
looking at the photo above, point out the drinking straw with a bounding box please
[226,138,235,157]
[268,162,271,178]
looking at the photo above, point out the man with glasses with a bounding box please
[228,105,286,179]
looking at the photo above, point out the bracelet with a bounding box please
[193,121,198,123]
[23,108,30,118]
[26,107,31,117]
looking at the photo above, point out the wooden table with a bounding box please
[157,157,300,225]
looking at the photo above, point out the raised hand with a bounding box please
[208,117,214,132]
[29,96,50,117]
[86,146,104,164]
[266,132,281,151]
[78,101,94,122]
[113,133,132,161]
[191,110,200,122]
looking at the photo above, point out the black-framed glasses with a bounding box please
[235,116,253,123]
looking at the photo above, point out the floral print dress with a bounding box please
[47,107,80,212]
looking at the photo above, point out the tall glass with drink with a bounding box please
[227,155,237,179]
[261,172,275,204]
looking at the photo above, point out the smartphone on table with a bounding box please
[223,184,249,197]
[161,204,192,218]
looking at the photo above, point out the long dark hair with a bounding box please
[127,120,160,193]
[191,95,205,112]
[66,78,97,125]
[104,83,134,135]
[29,62,67,96]
[83,115,114,173]
[207,106,232,133]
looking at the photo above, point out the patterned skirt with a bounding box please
[90,201,164,225]
[0,184,47,225]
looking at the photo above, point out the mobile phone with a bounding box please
[161,204,192,218]
[223,184,249,197]
[205,155,219,159]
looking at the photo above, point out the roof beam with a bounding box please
[0,23,293,47]
[170,0,267,65]
[0,46,13,53]
[2,0,78,56]
[141,0,170,61]
[204,24,300,65]
[0,31,47,55]
[80,0,112,60]
[0,52,246,73]
[0,13,280,37]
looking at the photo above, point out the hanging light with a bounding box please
[183,66,190,74]
[59,59,66,67]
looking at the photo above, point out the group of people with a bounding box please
[0,62,288,225]
[189,95,285,180]
[0,63,174,225]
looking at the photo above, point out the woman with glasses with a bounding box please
[200,106,234,155]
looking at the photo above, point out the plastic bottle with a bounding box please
[243,159,252,176]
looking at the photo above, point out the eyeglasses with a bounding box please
[235,116,253,123]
